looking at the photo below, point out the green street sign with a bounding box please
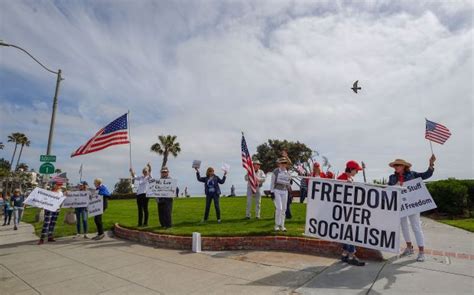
[39,163,55,174]
[40,155,56,162]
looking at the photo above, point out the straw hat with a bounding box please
[389,159,412,168]
[161,166,169,173]
[253,159,262,165]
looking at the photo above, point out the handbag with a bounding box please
[64,211,77,225]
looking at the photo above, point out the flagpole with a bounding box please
[79,163,83,182]
[429,140,434,155]
[128,110,132,170]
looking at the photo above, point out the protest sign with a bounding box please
[192,160,201,169]
[62,191,90,208]
[222,163,230,173]
[305,178,402,253]
[88,194,103,217]
[400,178,437,217]
[147,178,177,198]
[25,188,66,211]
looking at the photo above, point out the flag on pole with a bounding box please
[71,113,130,157]
[425,119,451,145]
[241,134,258,194]
[79,163,83,175]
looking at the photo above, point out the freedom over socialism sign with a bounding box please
[305,179,402,253]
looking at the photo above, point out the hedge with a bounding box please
[426,178,472,217]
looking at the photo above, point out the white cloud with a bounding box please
[0,0,472,195]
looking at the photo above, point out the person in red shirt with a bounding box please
[300,163,326,203]
[325,171,335,179]
[337,160,366,266]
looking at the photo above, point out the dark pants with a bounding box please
[285,194,292,219]
[94,198,108,235]
[41,210,59,239]
[136,193,149,226]
[158,198,173,228]
[300,187,307,203]
[3,210,12,225]
[204,194,220,220]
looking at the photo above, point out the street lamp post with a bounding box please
[0,41,63,156]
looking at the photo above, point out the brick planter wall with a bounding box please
[114,224,383,261]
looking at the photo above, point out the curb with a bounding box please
[113,223,383,261]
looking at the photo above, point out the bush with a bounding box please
[459,179,474,211]
[427,179,469,217]
[111,193,136,200]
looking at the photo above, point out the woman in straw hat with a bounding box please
[270,157,292,231]
[195,166,227,223]
[388,155,436,262]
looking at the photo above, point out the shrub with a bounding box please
[427,179,469,217]
[459,179,474,211]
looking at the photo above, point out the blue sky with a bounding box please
[0,0,472,195]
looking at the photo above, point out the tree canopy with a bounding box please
[254,139,313,173]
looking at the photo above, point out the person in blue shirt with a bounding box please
[2,193,13,226]
[195,167,226,223]
[93,178,111,240]
[11,188,25,231]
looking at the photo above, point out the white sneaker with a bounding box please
[73,234,81,239]
[400,247,414,257]
[416,253,425,262]
[83,234,89,239]
[274,226,280,231]
[280,227,287,232]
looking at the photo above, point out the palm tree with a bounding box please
[7,132,24,171]
[150,135,181,168]
[15,135,30,170]
[17,163,29,171]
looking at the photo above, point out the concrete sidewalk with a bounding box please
[0,218,473,294]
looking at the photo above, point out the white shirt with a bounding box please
[245,169,266,188]
[133,175,152,195]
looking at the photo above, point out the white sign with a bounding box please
[400,178,437,218]
[192,160,201,169]
[147,178,177,198]
[25,188,66,211]
[305,178,402,253]
[221,163,230,173]
[62,191,90,208]
[88,194,103,217]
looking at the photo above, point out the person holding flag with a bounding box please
[245,159,266,219]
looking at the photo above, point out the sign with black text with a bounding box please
[400,178,437,217]
[62,191,90,208]
[147,178,177,198]
[305,178,402,253]
[87,194,103,217]
[25,188,65,211]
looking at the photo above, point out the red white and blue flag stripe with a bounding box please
[71,113,129,157]
[425,119,451,145]
[241,134,258,193]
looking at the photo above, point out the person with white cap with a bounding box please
[157,166,173,228]
[38,180,64,245]
[130,163,152,227]
[388,155,436,262]
[245,159,266,219]
[270,157,292,231]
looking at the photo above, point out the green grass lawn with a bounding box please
[438,218,474,233]
[22,196,307,238]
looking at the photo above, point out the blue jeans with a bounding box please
[343,244,356,254]
[204,194,220,220]
[75,208,88,234]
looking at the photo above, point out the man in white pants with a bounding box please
[245,159,266,219]
[270,157,292,231]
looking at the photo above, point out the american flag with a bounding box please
[425,119,451,145]
[241,134,258,193]
[71,113,129,157]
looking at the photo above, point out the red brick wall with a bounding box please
[113,223,383,260]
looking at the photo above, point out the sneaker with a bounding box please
[73,234,81,239]
[274,226,281,231]
[14,226,18,230]
[281,227,287,232]
[95,234,105,240]
[199,219,207,224]
[48,237,56,242]
[245,217,250,220]
[217,220,222,224]
[256,216,260,220]
[37,239,44,245]
[416,253,425,262]
[348,257,366,266]
[400,247,414,257]
[341,255,349,263]
[83,234,89,239]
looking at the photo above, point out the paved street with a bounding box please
[1,218,473,294]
